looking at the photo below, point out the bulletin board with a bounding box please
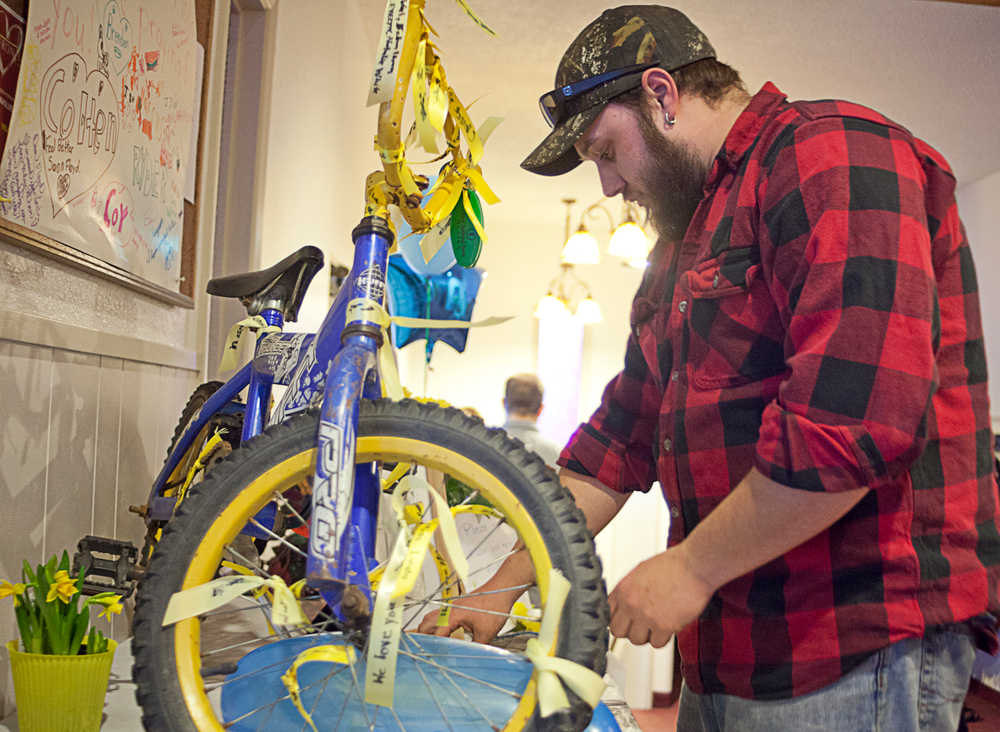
[0,0,198,292]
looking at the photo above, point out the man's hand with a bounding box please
[415,588,515,642]
[608,546,713,648]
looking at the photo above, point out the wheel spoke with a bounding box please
[247,518,309,560]
[272,489,309,528]
[136,403,606,731]
[398,646,521,698]
[402,633,500,730]
[402,632,456,732]
[399,519,516,630]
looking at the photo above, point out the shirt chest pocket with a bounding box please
[683,247,785,389]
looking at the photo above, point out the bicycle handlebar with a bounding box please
[367,0,498,245]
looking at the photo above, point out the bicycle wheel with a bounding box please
[132,399,608,731]
[140,382,244,565]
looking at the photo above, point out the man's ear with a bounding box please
[641,67,680,126]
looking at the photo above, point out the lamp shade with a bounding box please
[608,221,649,261]
[534,293,571,320]
[575,296,603,324]
[561,229,601,265]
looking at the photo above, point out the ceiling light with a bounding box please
[561,226,601,265]
[575,296,603,324]
[609,220,649,262]
[534,293,570,320]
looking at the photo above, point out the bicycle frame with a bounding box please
[147,0,483,624]
[146,216,395,621]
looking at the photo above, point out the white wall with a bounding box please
[958,169,1000,417]
[259,1,379,336]
[255,0,669,705]
[256,1,644,426]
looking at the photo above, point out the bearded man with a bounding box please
[422,6,1000,730]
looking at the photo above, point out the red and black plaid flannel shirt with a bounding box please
[560,83,1000,699]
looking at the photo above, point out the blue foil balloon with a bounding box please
[394,174,458,275]
[386,254,483,357]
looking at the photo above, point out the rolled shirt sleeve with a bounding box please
[753,116,939,492]
[559,330,660,493]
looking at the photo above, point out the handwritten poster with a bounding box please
[0,0,197,290]
[0,1,25,154]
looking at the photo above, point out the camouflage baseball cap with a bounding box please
[521,5,716,177]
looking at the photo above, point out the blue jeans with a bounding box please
[677,625,976,731]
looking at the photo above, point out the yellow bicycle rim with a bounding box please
[174,435,554,731]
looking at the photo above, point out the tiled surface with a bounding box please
[92,357,125,544]
[0,338,197,718]
[116,361,166,553]
[45,350,101,561]
[0,342,50,718]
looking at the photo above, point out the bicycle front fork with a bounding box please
[307,215,394,622]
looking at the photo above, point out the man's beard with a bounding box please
[634,108,710,242]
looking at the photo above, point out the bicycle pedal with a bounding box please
[73,535,140,598]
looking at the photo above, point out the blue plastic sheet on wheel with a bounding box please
[586,700,623,731]
[220,632,536,730]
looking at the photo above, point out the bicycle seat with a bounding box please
[207,245,324,322]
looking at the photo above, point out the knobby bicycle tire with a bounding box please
[140,382,243,565]
[132,399,608,731]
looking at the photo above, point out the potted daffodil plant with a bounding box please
[2,551,122,732]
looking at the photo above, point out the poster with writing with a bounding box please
[0,1,25,155]
[0,0,197,291]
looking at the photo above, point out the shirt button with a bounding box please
[678,300,688,313]
[662,437,672,452]
[670,506,680,518]
[712,273,720,289]
[670,370,679,382]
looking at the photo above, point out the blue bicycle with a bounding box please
[127,2,609,729]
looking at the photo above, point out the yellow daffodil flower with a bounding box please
[46,570,78,604]
[96,596,124,620]
[0,580,26,607]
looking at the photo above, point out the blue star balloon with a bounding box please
[394,173,458,275]
[385,254,484,359]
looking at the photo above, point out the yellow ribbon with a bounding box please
[281,644,357,732]
[378,143,422,200]
[218,315,281,373]
[364,514,409,707]
[390,312,514,329]
[428,61,449,139]
[411,35,438,154]
[366,0,411,106]
[461,188,487,244]
[345,298,513,399]
[162,574,309,628]
[363,473,473,707]
[177,431,226,502]
[448,89,484,165]
[452,0,496,36]
[524,570,607,717]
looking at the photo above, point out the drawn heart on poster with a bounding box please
[0,11,23,76]
[39,53,119,217]
[103,0,132,76]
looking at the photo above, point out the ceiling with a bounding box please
[355,0,1000,231]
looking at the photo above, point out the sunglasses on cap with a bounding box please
[538,62,660,129]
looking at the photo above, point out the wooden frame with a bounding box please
[0,0,221,309]
[0,216,194,307]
